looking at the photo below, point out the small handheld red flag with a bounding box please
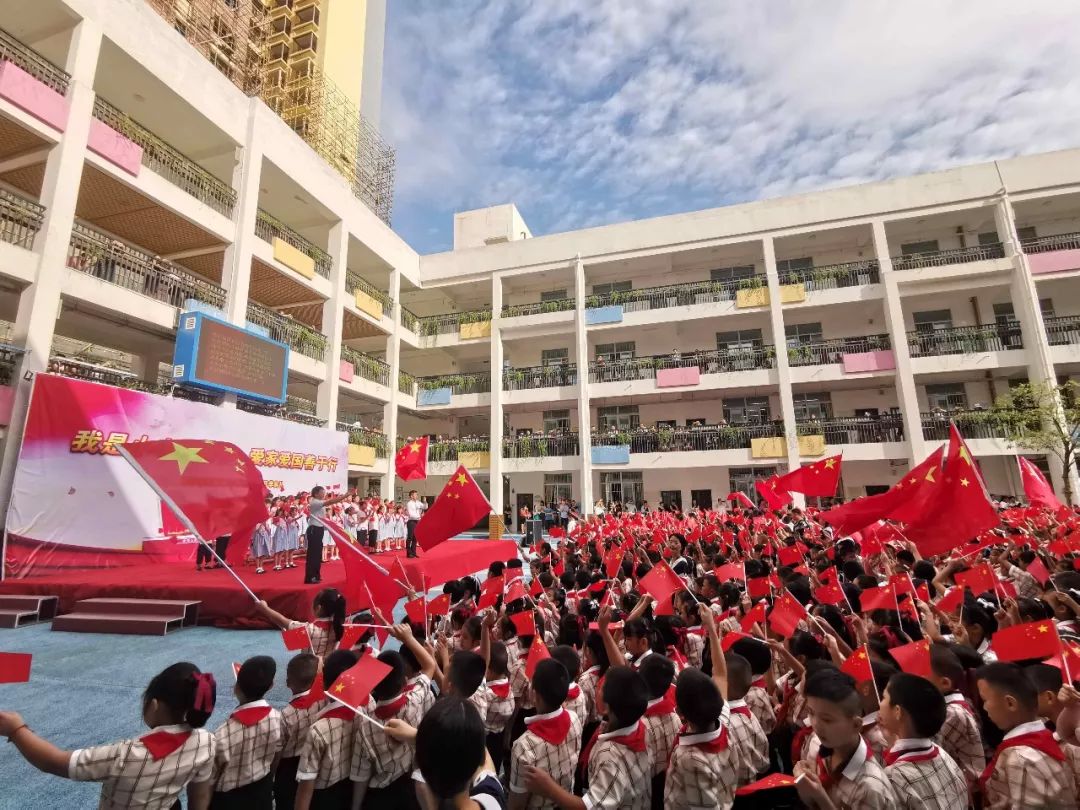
[1026,558,1051,587]
[327,655,393,712]
[714,562,744,582]
[814,582,847,607]
[524,636,550,680]
[427,593,451,617]
[337,624,367,651]
[394,437,429,481]
[638,560,685,606]
[505,578,527,605]
[740,601,767,632]
[404,597,427,626]
[889,639,932,678]
[604,548,624,579]
[840,645,873,683]
[0,652,32,684]
[859,583,897,612]
[282,625,312,651]
[991,619,1060,662]
[768,591,808,637]
[510,610,537,638]
[735,773,797,795]
[956,563,998,596]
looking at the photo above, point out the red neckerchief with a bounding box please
[791,724,814,766]
[313,619,332,631]
[290,690,325,710]
[816,742,862,791]
[645,695,677,718]
[946,693,976,716]
[373,694,408,720]
[729,704,752,718]
[686,626,706,637]
[488,679,511,699]
[750,677,766,690]
[667,645,688,669]
[579,723,603,769]
[231,706,273,726]
[679,725,729,753]
[139,729,192,761]
[606,720,648,752]
[322,705,357,722]
[567,683,581,701]
[884,743,939,767]
[527,709,572,745]
[979,729,1066,788]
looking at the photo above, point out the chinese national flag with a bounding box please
[775,455,843,498]
[890,639,932,678]
[746,576,772,600]
[755,477,791,511]
[814,582,847,606]
[0,652,31,683]
[427,593,451,617]
[935,587,964,614]
[282,625,312,651]
[404,597,427,625]
[117,440,269,568]
[524,636,550,681]
[477,577,503,610]
[327,655,393,712]
[329,521,403,616]
[1027,557,1051,587]
[337,624,367,651]
[604,548,624,579]
[415,465,491,551]
[955,563,998,597]
[714,562,745,582]
[768,591,808,637]
[840,645,874,682]
[735,773,797,795]
[991,619,1060,662]
[1048,642,1080,683]
[638,560,685,606]
[1019,456,1063,511]
[510,610,537,638]
[740,601,768,631]
[859,583,897,612]
[728,491,756,510]
[395,436,429,481]
[505,578,527,605]
[777,543,808,567]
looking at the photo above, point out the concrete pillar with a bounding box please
[316,222,347,426]
[872,220,927,464]
[132,352,170,384]
[762,237,801,503]
[381,269,402,498]
[0,20,102,528]
[573,257,594,513]
[488,275,504,516]
[220,98,263,328]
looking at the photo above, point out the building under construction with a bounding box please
[145,0,395,224]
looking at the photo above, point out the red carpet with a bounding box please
[0,540,519,628]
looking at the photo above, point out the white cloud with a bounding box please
[383,0,1080,253]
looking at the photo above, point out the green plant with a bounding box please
[738,276,765,290]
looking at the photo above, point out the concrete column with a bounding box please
[381,269,402,498]
[132,352,170,384]
[0,20,102,527]
[489,275,504,516]
[220,98,263,327]
[872,220,927,464]
[762,238,801,499]
[316,222,347,426]
[573,257,594,514]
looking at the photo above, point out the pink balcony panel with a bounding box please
[656,366,700,388]
[87,118,142,177]
[0,385,14,426]
[841,349,896,374]
[1028,249,1080,276]
[339,360,355,383]
[0,60,69,131]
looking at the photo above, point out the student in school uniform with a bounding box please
[211,655,283,809]
[730,638,776,735]
[551,645,589,731]
[1027,662,1080,797]
[638,654,680,808]
[0,661,218,810]
[928,643,985,789]
[276,653,327,810]
[875,673,967,810]
[282,506,301,569]
[723,652,769,787]
[376,505,392,554]
[392,505,408,552]
[255,588,347,660]
[252,512,274,575]
[976,661,1077,809]
[296,650,359,810]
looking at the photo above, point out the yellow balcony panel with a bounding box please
[348,444,377,467]
[798,435,827,456]
[355,291,384,321]
[272,237,315,279]
[751,437,786,458]
[459,451,491,470]
[780,283,807,303]
[736,287,769,308]
[459,320,492,340]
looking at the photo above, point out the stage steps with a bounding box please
[51,598,201,636]
[0,595,59,628]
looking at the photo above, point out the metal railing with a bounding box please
[891,243,1005,271]
[1046,315,1080,346]
[921,409,1036,441]
[778,259,881,290]
[787,334,891,366]
[91,97,236,215]
[346,271,394,316]
[336,422,389,458]
[416,372,491,395]
[588,346,774,383]
[0,188,44,249]
[591,422,785,452]
[428,436,491,461]
[237,395,326,427]
[0,26,69,94]
[245,301,327,360]
[399,370,417,396]
[68,223,227,309]
[503,364,578,390]
[401,307,420,333]
[414,309,493,337]
[0,344,24,386]
[171,385,220,405]
[255,210,332,279]
[907,324,1022,357]
[797,415,905,444]
[585,277,760,311]
[340,345,390,387]
[502,298,576,318]
[47,355,170,395]
[503,432,580,458]
[1021,232,1080,254]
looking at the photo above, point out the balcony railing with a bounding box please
[48,356,170,394]
[586,277,761,311]
[428,436,491,461]
[340,345,390,387]
[503,364,578,391]
[91,97,236,215]
[592,422,785,452]
[588,346,775,383]
[504,432,580,458]
[891,243,1005,271]
[1046,315,1080,346]
[415,309,493,337]
[502,298,577,318]
[0,25,69,94]
[0,188,44,249]
[787,334,891,366]
[68,223,227,309]
[1021,232,1080,254]
[0,343,24,385]
[255,210,331,279]
[416,372,491,395]
[336,422,389,458]
[346,271,394,316]
[401,307,420,333]
[238,395,327,427]
[907,324,1022,357]
[797,415,905,444]
[399,370,417,396]
[921,409,1036,441]
[778,259,881,290]
[245,301,327,360]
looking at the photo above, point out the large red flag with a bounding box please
[415,466,491,551]
[327,520,403,616]
[755,476,791,510]
[117,439,269,567]
[1019,456,1063,511]
[395,436,429,481]
[991,619,1060,662]
[728,491,755,509]
[775,455,843,497]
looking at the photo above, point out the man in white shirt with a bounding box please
[304,485,352,583]
[405,490,426,558]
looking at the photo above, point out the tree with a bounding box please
[992,380,1080,505]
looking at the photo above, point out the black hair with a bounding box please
[1025,662,1064,696]
[442,580,465,603]
[448,650,487,699]
[313,588,347,641]
[489,641,509,677]
[885,673,946,737]
[488,561,506,578]
[731,637,772,676]
[461,616,483,645]
[623,617,650,640]
[557,614,583,649]
[789,630,828,662]
[929,643,965,691]
[976,661,1038,711]
[675,667,724,731]
[550,644,581,682]
[601,666,649,729]
[724,652,753,700]
[583,631,611,674]
[286,653,319,691]
[638,654,676,701]
[399,642,421,676]
[415,696,487,803]
[805,668,861,717]
[371,650,407,702]
[323,650,358,689]
[236,655,276,701]
[871,658,899,696]
[143,662,216,729]
[531,658,570,711]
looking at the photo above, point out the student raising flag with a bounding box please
[414,465,492,551]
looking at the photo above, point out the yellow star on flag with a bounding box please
[959,477,970,487]
[223,446,234,455]
[908,477,917,486]
[455,472,468,485]
[823,458,836,469]
[958,445,972,465]
[334,682,345,693]
[409,442,422,453]
[1037,624,1050,633]
[925,468,936,483]
[159,442,208,475]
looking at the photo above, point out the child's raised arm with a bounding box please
[0,711,73,776]
[254,599,293,630]
[699,607,728,700]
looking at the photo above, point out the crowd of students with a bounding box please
[7,499,1080,809]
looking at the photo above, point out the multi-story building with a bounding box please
[0,0,1078,524]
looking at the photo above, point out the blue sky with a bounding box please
[382,1,1080,256]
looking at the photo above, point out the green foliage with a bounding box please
[993,380,1080,503]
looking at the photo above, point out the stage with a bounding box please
[0,539,520,628]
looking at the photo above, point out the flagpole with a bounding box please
[117,446,259,602]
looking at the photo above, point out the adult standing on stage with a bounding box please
[304,486,352,584]
[405,490,426,558]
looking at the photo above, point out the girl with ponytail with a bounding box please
[0,661,218,809]
[256,587,347,659]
